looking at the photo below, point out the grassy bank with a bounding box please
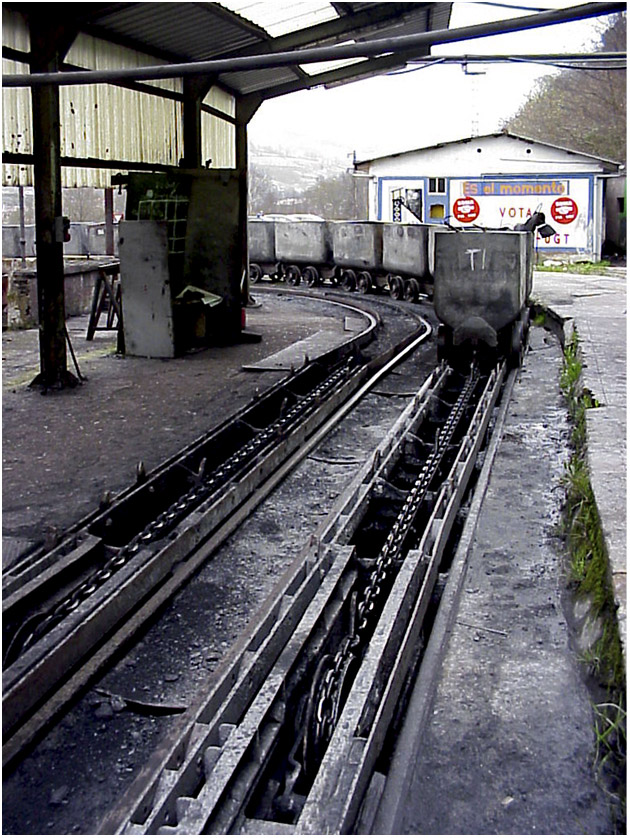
[560,327,625,825]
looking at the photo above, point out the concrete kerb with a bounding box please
[560,312,627,663]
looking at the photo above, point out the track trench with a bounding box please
[101,359,507,835]
[2,299,426,768]
[3,290,514,836]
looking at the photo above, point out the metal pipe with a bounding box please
[3,2,624,88]
[18,185,27,266]
[406,51,626,64]
[104,187,114,256]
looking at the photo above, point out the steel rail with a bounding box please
[2,293,378,599]
[369,364,519,835]
[3,4,623,87]
[100,363,449,834]
[2,311,431,769]
[296,363,506,835]
[100,361,506,835]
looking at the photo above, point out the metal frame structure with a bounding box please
[1,1,625,387]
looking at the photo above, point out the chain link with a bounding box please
[5,359,357,666]
[298,367,481,781]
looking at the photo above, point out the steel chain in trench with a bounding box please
[299,367,480,780]
[6,360,355,665]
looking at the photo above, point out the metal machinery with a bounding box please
[119,170,247,358]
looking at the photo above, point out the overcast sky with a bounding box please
[248,1,608,163]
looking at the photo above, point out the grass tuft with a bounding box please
[537,260,611,275]
[559,327,625,822]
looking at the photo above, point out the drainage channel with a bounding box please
[101,360,506,835]
[2,311,430,769]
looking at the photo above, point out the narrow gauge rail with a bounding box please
[102,359,509,836]
[2,298,430,768]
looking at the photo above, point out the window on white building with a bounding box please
[428,177,446,194]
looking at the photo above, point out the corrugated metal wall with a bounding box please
[203,88,236,170]
[2,9,236,187]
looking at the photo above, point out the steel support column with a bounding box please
[28,18,77,389]
[236,96,262,309]
[181,76,214,168]
[104,187,114,256]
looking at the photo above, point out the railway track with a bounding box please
[96,359,509,835]
[2,296,429,769]
[3,287,518,835]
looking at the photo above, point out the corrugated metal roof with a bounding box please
[84,3,266,62]
[2,2,453,185]
[218,65,303,97]
[45,3,452,97]
[219,1,340,39]
[299,53,366,76]
[3,3,454,99]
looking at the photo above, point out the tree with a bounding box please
[291,172,367,219]
[248,161,283,215]
[248,164,368,219]
[502,13,626,164]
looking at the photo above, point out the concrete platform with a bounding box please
[534,269,626,645]
[373,268,626,835]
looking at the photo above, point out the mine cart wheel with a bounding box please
[358,271,372,294]
[508,310,529,368]
[404,278,420,302]
[341,269,357,292]
[389,275,404,300]
[249,263,263,284]
[302,266,320,287]
[437,325,453,364]
[286,265,301,286]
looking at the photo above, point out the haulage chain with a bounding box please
[4,358,357,667]
[273,366,481,817]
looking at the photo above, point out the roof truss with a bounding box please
[3,2,451,100]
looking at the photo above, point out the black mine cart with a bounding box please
[118,169,245,358]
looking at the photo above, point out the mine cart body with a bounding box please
[382,223,430,278]
[275,220,333,265]
[331,221,384,270]
[248,218,276,263]
[432,229,533,352]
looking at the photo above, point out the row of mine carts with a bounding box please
[249,215,538,367]
[248,217,435,301]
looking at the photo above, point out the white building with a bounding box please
[355,131,623,262]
